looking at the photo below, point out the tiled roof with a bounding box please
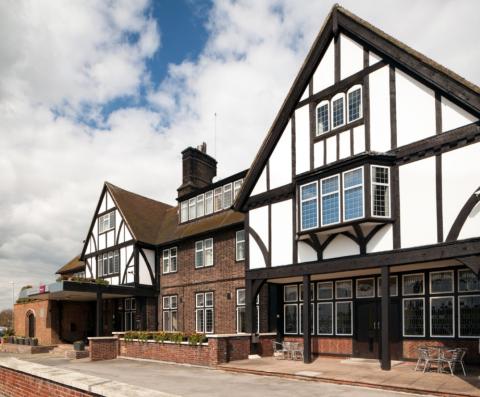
[56,255,85,275]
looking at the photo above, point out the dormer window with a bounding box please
[99,211,115,233]
[316,101,329,135]
[214,187,223,212]
[188,198,196,220]
[347,85,362,122]
[223,183,233,208]
[196,194,205,218]
[180,202,188,222]
[331,93,345,129]
[205,191,214,214]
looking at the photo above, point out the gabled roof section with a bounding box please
[105,182,173,245]
[56,255,85,275]
[234,4,480,211]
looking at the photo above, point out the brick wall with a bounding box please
[160,227,246,334]
[14,301,60,346]
[88,337,118,361]
[0,366,95,397]
[60,301,94,343]
[283,336,353,356]
[403,339,479,364]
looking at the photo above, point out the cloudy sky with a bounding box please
[0,0,478,310]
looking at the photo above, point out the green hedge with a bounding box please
[123,331,207,345]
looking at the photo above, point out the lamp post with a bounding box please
[9,281,14,330]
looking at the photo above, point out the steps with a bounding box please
[50,344,89,359]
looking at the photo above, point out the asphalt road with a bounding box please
[16,354,429,397]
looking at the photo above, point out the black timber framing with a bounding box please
[96,291,103,336]
[246,238,480,280]
[302,275,312,363]
[380,266,390,370]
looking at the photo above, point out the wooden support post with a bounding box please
[381,266,391,370]
[303,274,311,364]
[96,291,103,337]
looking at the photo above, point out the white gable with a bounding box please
[312,39,334,93]
[441,97,477,132]
[340,34,363,79]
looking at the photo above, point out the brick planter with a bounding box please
[0,343,54,354]
[88,336,119,361]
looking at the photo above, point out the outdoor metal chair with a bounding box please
[415,347,440,373]
[272,341,288,360]
[290,343,304,361]
[439,348,467,376]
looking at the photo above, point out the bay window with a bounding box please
[371,166,390,217]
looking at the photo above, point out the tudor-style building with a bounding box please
[234,5,480,369]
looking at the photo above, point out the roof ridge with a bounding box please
[105,182,173,209]
[336,5,480,94]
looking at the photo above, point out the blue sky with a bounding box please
[0,0,478,311]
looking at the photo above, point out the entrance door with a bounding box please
[27,312,35,338]
[353,301,379,358]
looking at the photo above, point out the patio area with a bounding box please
[219,356,480,397]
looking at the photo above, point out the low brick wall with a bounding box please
[283,336,353,356]
[0,365,95,397]
[403,339,480,364]
[88,336,118,361]
[0,343,55,354]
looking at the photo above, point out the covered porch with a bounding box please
[244,238,480,370]
[17,280,157,344]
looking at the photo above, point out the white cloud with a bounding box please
[0,0,478,310]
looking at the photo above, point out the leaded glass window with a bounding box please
[332,95,345,128]
[321,175,340,226]
[356,278,375,298]
[284,304,298,334]
[317,302,333,335]
[300,182,318,230]
[430,297,454,337]
[403,273,424,295]
[458,269,480,292]
[459,295,480,337]
[347,86,362,122]
[371,166,390,217]
[316,102,329,135]
[317,282,333,300]
[335,280,352,299]
[336,301,352,335]
[430,270,454,294]
[343,168,364,221]
[403,298,424,337]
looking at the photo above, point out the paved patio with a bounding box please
[219,356,480,397]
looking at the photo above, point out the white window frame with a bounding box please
[377,275,398,297]
[356,277,375,299]
[162,295,178,332]
[370,165,391,218]
[284,285,298,302]
[429,270,454,294]
[180,201,188,223]
[188,198,196,220]
[402,273,425,296]
[331,93,346,129]
[430,296,455,338]
[99,211,115,233]
[196,194,205,218]
[317,302,334,336]
[205,191,214,215]
[236,230,245,261]
[299,303,315,335]
[214,187,223,212]
[236,288,246,333]
[458,269,480,292]
[162,249,170,274]
[402,297,425,337]
[315,100,330,136]
[195,239,213,268]
[347,84,363,123]
[195,292,214,334]
[342,167,364,222]
[283,304,298,335]
[300,181,319,231]
[317,281,333,300]
[458,294,480,338]
[335,280,352,299]
[233,179,243,200]
[335,301,353,336]
[320,174,340,227]
[98,250,119,276]
[223,183,233,208]
[163,247,178,274]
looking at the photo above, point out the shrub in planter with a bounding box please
[188,333,207,346]
[154,332,168,344]
[170,332,184,344]
[73,341,85,351]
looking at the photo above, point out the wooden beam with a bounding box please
[380,266,391,370]
[302,275,312,364]
[246,238,480,280]
[96,291,103,337]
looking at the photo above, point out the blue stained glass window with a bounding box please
[300,183,318,230]
[321,176,339,225]
[344,168,364,221]
[348,88,362,122]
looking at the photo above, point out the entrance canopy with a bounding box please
[19,280,156,302]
